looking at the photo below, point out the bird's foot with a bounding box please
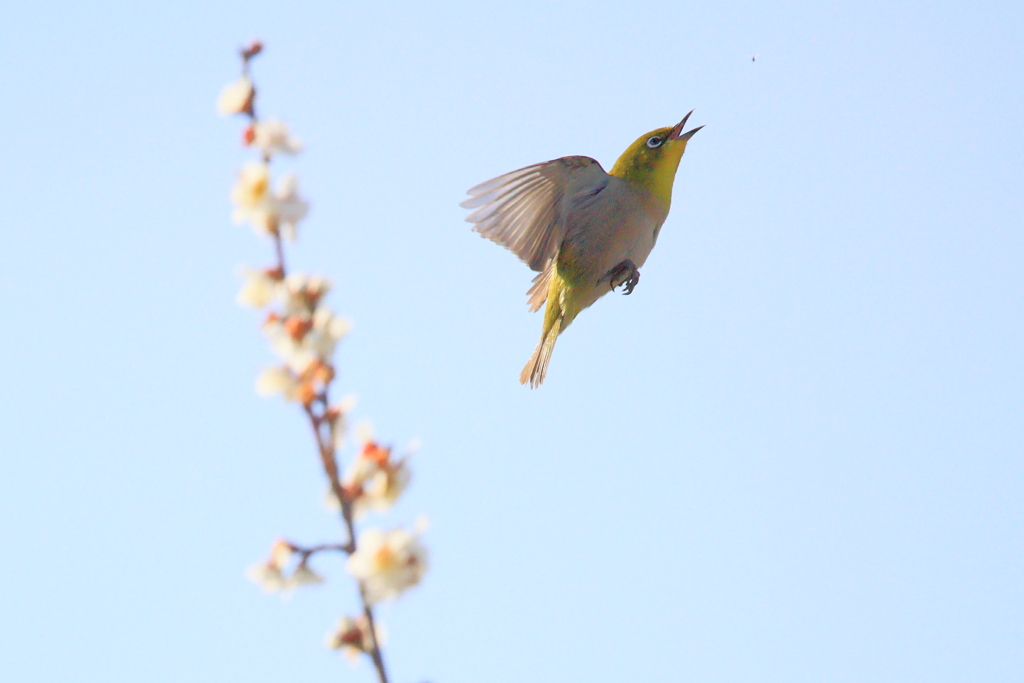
[606,260,640,295]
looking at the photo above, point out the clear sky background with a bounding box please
[1,1,1022,681]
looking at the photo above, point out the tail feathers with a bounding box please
[519,316,562,388]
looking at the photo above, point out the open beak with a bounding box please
[667,109,704,141]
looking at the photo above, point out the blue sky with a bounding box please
[1,1,1022,681]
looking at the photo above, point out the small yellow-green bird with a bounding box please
[462,111,703,388]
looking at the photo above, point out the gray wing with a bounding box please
[462,156,609,272]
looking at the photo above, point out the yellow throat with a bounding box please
[609,111,703,208]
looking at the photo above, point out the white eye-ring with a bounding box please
[646,136,663,149]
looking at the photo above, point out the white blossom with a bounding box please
[269,539,293,566]
[216,75,254,116]
[251,119,303,156]
[246,561,286,593]
[283,273,331,312]
[263,307,350,372]
[343,453,379,491]
[325,616,386,663]
[360,462,411,515]
[246,540,312,594]
[327,394,357,452]
[236,266,282,308]
[230,165,308,238]
[255,366,299,400]
[347,527,428,604]
[230,161,275,234]
[287,564,325,589]
[274,174,309,241]
[310,306,350,358]
[247,559,323,594]
[262,315,308,371]
[325,488,342,512]
[342,441,412,518]
[354,421,375,447]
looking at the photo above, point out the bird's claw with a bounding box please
[607,260,640,295]
[622,272,639,295]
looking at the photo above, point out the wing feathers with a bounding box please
[461,165,539,200]
[526,263,553,312]
[463,157,606,272]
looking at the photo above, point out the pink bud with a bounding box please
[242,40,263,60]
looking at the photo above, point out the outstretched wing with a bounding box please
[462,156,609,272]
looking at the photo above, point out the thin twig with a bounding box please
[302,402,389,682]
[289,542,349,559]
[273,231,287,273]
[239,46,391,683]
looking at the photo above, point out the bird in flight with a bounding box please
[462,112,703,387]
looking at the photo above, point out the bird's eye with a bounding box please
[646,136,663,149]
